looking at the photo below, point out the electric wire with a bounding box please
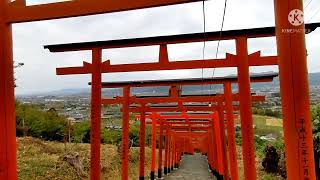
[201,0,206,94]
[307,6,320,22]
[209,0,228,93]
[304,0,313,10]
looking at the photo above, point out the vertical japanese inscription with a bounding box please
[299,118,309,179]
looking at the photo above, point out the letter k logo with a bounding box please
[288,9,304,26]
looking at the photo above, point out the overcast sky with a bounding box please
[13,0,320,95]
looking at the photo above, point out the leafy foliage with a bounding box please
[72,121,91,143]
[312,104,320,178]
[72,120,151,147]
[312,105,320,153]
[252,107,282,118]
[129,125,140,147]
[101,128,121,145]
[16,102,67,141]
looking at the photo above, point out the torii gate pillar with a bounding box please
[121,86,130,180]
[236,37,256,179]
[224,83,239,180]
[158,119,164,178]
[0,1,17,179]
[150,113,157,180]
[139,104,146,180]
[164,127,169,175]
[90,49,103,180]
[274,0,316,179]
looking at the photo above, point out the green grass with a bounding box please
[235,115,283,137]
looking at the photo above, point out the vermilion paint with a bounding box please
[121,86,130,180]
[139,104,146,179]
[224,83,239,180]
[274,0,316,179]
[236,37,257,179]
[90,49,102,180]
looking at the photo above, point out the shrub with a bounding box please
[254,136,267,158]
[101,128,121,145]
[16,102,68,141]
[262,145,280,173]
[73,121,91,143]
[312,104,320,178]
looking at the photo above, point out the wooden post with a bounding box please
[150,113,157,180]
[121,86,130,180]
[158,119,163,178]
[139,104,146,180]
[211,116,219,177]
[224,83,239,180]
[0,1,17,179]
[90,48,102,180]
[168,129,172,173]
[164,126,169,175]
[207,130,213,171]
[213,113,223,177]
[217,103,229,179]
[236,37,256,179]
[171,136,175,170]
[274,0,316,179]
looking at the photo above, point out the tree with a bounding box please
[14,62,24,88]
[16,102,68,141]
[73,120,91,143]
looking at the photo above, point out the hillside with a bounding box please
[17,137,151,180]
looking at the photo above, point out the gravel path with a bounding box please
[163,153,216,180]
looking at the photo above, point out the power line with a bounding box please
[304,0,313,10]
[201,0,206,94]
[210,0,228,92]
[308,7,320,22]
[215,0,228,59]
[202,0,206,61]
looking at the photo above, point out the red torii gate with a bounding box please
[140,113,217,179]
[101,73,273,179]
[43,23,307,180]
[45,27,283,180]
[113,96,235,179]
[133,100,260,180]
[139,111,238,179]
[45,24,317,180]
[0,0,318,179]
[105,92,264,179]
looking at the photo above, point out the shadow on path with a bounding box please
[163,153,215,180]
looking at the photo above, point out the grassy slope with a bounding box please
[236,146,284,180]
[234,115,283,137]
[18,138,284,180]
[17,137,151,180]
[235,115,285,180]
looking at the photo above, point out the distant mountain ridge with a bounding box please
[31,72,320,96]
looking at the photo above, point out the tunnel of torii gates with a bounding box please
[0,0,319,179]
[99,73,274,180]
[136,111,242,178]
[43,20,320,180]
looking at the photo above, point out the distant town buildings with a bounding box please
[17,85,320,123]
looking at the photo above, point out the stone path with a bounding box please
[163,153,215,180]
